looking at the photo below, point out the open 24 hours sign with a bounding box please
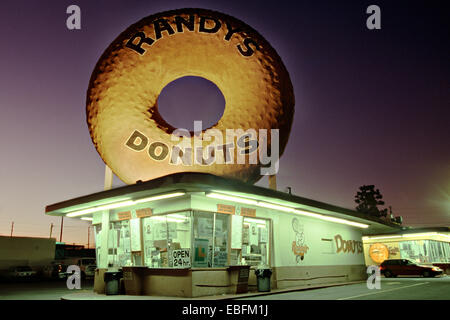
[171,249,191,268]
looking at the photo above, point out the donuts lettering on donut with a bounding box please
[87,8,295,185]
[124,127,262,165]
[126,14,260,57]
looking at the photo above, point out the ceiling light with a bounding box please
[67,200,135,217]
[206,192,258,205]
[207,191,370,229]
[66,192,185,218]
[134,192,186,204]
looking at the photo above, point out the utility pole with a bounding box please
[59,216,64,243]
[49,223,54,238]
[10,222,14,237]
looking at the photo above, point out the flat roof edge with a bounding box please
[45,172,402,229]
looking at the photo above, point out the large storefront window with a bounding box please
[241,217,270,267]
[103,210,271,269]
[94,224,102,266]
[142,212,192,268]
[107,220,132,267]
[400,240,450,263]
[192,211,240,268]
[213,213,229,267]
[105,212,192,268]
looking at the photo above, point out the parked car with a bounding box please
[42,262,68,280]
[84,264,97,278]
[6,266,37,281]
[380,259,443,278]
[74,257,96,279]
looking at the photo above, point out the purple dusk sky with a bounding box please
[0,0,448,246]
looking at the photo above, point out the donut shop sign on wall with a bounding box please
[87,8,295,185]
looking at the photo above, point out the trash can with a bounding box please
[104,271,122,295]
[255,268,272,292]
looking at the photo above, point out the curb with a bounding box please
[61,280,365,300]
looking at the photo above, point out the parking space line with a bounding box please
[337,282,429,300]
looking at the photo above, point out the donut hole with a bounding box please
[157,76,225,132]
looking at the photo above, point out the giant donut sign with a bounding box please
[87,8,295,184]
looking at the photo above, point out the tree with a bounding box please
[354,185,388,218]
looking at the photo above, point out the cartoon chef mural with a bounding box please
[291,217,309,263]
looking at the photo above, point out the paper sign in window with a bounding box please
[241,207,256,217]
[117,211,131,220]
[136,208,152,218]
[217,204,235,214]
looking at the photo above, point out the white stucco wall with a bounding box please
[272,211,364,267]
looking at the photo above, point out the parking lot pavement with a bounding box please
[0,276,448,300]
[0,279,94,300]
[239,276,450,300]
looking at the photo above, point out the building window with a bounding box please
[142,212,192,268]
[241,217,270,267]
[399,239,450,263]
[192,211,224,267]
[213,213,229,267]
[102,210,272,269]
[94,224,102,266]
[107,220,131,268]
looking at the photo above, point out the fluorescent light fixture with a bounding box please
[66,191,186,218]
[67,200,135,217]
[293,209,323,219]
[166,214,188,219]
[207,191,369,229]
[206,192,258,205]
[402,233,450,239]
[134,192,186,204]
[365,233,450,241]
[151,215,186,223]
[244,223,266,229]
[364,235,403,240]
[319,215,369,229]
[364,233,450,241]
[402,233,437,238]
[81,217,93,221]
[258,202,294,212]
[292,209,368,228]
[243,218,267,224]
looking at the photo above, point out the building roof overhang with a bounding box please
[45,172,402,234]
